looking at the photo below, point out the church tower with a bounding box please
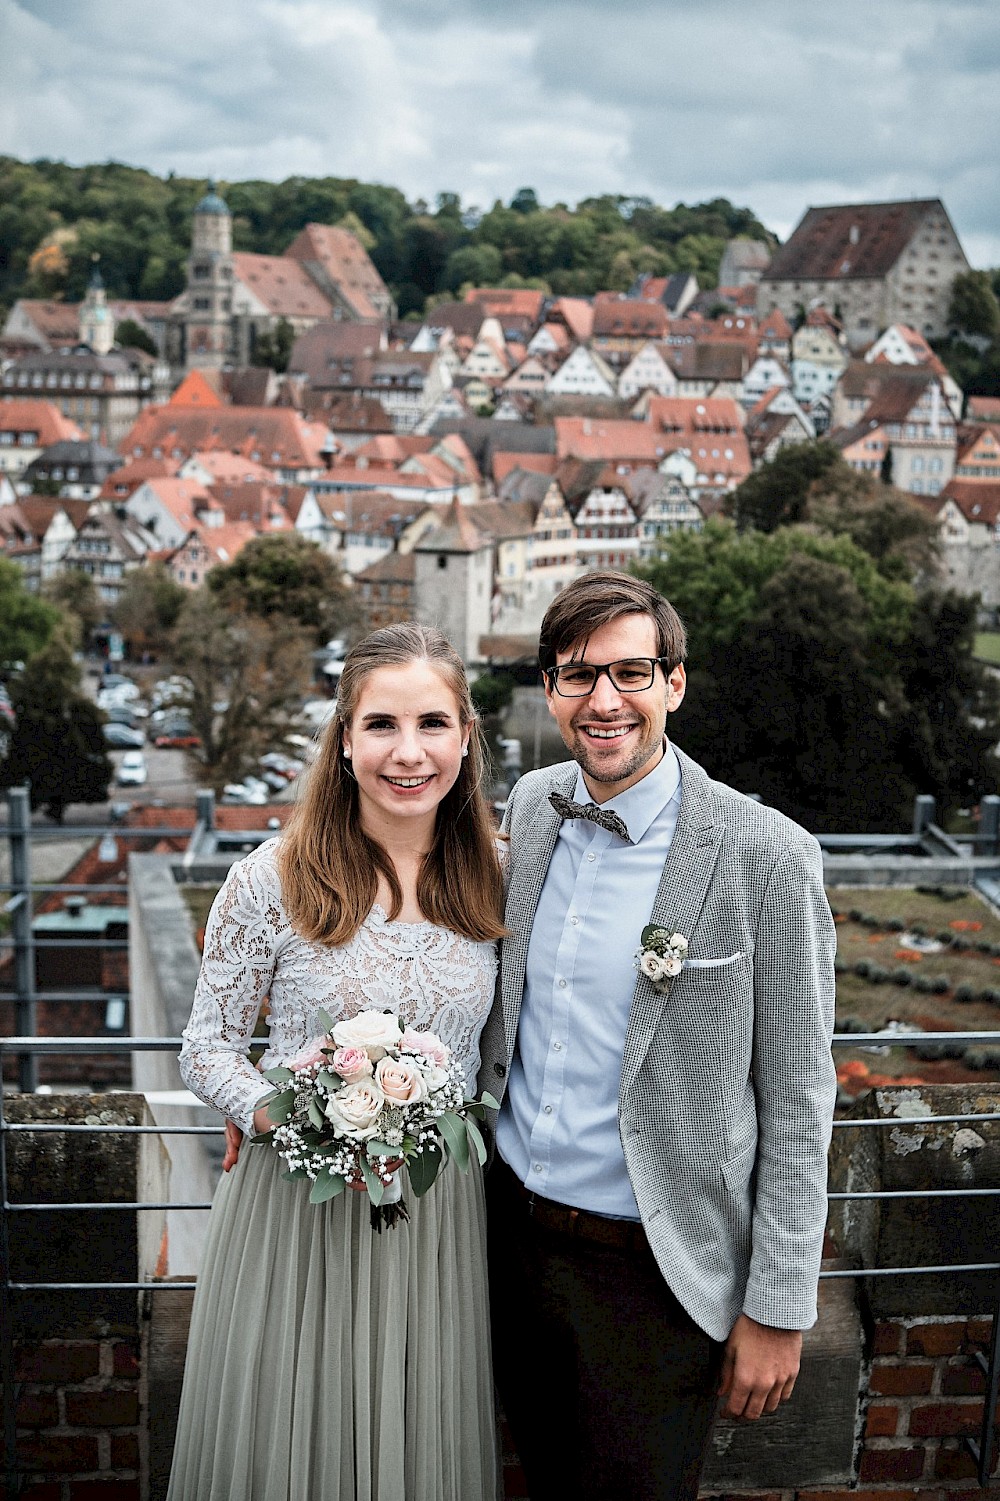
[183,182,234,370]
[79,256,114,355]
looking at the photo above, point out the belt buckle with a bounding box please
[567,1207,580,1236]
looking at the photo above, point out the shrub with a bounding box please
[953,984,976,1004]
[914,1040,946,1060]
[912,975,934,993]
[838,1014,867,1033]
[930,976,951,994]
[891,968,913,987]
[854,959,872,979]
[848,908,864,923]
[951,937,969,951]
[868,965,890,984]
[908,922,926,937]
[885,917,906,933]
[964,1048,991,1070]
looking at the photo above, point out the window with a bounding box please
[912,456,924,473]
[437,556,447,570]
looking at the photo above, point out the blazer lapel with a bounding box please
[501,764,576,1060]
[620,749,724,1098]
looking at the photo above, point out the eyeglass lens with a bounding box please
[551,658,659,695]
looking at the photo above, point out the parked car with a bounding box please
[259,752,305,781]
[102,722,145,749]
[116,751,147,786]
[154,730,201,748]
[221,777,270,806]
[97,681,140,705]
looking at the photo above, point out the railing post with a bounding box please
[195,789,215,830]
[912,794,936,837]
[0,1077,17,1496]
[7,787,36,1093]
[979,794,1000,859]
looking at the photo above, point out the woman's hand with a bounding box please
[222,1119,245,1172]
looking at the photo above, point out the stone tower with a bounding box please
[183,182,234,370]
[79,256,114,355]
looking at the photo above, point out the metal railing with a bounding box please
[0,1034,997,1490]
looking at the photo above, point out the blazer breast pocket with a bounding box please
[684,952,745,971]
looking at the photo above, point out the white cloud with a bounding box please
[1,0,999,263]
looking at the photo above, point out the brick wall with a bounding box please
[501,1316,998,1501]
[12,1336,143,1500]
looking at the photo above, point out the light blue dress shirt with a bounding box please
[497,744,683,1219]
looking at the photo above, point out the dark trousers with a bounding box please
[487,1158,724,1501]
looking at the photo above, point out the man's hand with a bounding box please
[718,1314,801,1420]
[222,1119,244,1172]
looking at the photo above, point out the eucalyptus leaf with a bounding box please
[309,1171,346,1204]
[465,1116,487,1167]
[282,1168,309,1181]
[438,1112,470,1171]
[262,1065,294,1084]
[316,1069,340,1094]
[315,1007,335,1035]
[407,1140,443,1197]
[479,1092,501,1111]
[359,1154,384,1206]
[249,1132,274,1145]
[366,1140,396,1159]
[308,1098,326,1131]
[266,1089,295,1124]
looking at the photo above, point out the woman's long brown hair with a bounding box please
[277,622,505,946]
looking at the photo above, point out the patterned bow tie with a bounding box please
[549,792,632,844]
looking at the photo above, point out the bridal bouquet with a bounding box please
[251,1007,498,1230]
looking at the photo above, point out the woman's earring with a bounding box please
[343,748,351,759]
[461,745,469,758]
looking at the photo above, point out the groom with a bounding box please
[479,570,836,1501]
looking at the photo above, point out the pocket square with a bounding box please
[684,952,744,970]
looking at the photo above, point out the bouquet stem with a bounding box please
[371,1168,409,1232]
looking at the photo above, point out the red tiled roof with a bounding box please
[592,297,670,339]
[941,479,1000,525]
[186,450,273,483]
[758,308,792,340]
[492,451,558,485]
[10,300,80,343]
[121,405,331,471]
[766,200,949,282]
[549,298,594,343]
[0,399,84,445]
[207,481,298,529]
[645,397,746,435]
[465,288,547,323]
[967,397,1000,424]
[554,417,666,465]
[284,224,391,322]
[100,456,181,498]
[231,252,333,319]
[169,370,223,407]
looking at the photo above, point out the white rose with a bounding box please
[324,1079,385,1140]
[375,1056,428,1105]
[421,1063,451,1094]
[332,1010,402,1061]
[639,950,662,980]
[669,933,688,954]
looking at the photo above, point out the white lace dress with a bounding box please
[168,839,500,1501]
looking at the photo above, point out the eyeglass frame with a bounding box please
[545,655,675,698]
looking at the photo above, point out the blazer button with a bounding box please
[494,1062,506,1077]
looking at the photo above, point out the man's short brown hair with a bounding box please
[538,570,687,675]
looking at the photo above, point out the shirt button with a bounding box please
[552,1041,562,1051]
[558,978,567,989]
[533,1163,543,1173]
[543,1104,553,1115]
[587,852,596,862]
[570,915,579,925]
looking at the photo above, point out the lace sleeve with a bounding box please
[178,846,281,1136]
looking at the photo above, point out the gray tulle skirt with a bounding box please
[167,1143,498,1501]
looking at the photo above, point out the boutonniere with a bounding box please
[635,924,689,993]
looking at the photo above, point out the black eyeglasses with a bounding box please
[547,657,672,697]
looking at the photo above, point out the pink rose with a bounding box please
[331,1046,374,1082]
[399,1027,449,1067]
[287,1037,331,1072]
[375,1056,428,1105]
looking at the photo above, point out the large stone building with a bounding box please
[757,199,970,350]
[167,185,394,373]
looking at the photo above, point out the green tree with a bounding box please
[726,441,843,532]
[0,628,112,821]
[207,533,355,646]
[251,318,295,373]
[948,270,1000,342]
[169,589,312,787]
[0,555,59,665]
[42,568,103,647]
[115,317,158,356]
[806,464,938,581]
[112,562,187,658]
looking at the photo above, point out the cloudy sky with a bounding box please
[2,0,999,264]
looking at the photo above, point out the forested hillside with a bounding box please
[0,156,775,318]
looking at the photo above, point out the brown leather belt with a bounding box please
[503,1163,650,1254]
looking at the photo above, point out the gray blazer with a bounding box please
[477,745,837,1343]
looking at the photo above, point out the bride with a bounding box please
[168,622,505,1501]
